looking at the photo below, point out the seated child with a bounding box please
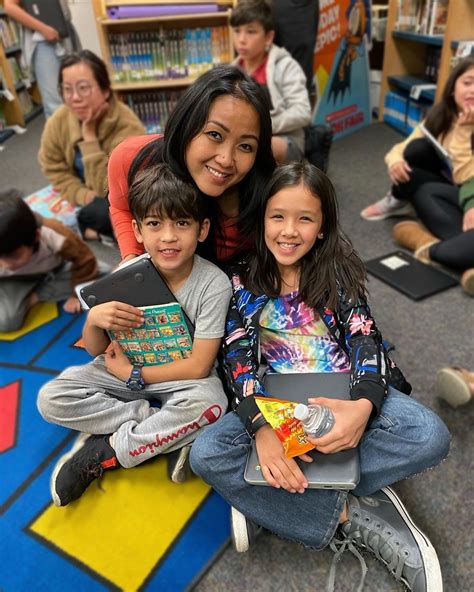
[37,163,231,506]
[0,189,98,332]
[231,0,311,164]
[190,161,451,592]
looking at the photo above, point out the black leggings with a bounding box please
[392,138,474,270]
[77,196,113,238]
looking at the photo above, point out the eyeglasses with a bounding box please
[59,82,97,99]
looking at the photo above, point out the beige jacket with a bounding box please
[385,121,474,186]
[39,99,145,206]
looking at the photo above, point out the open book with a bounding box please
[419,123,452,172]
[109,302,193,366]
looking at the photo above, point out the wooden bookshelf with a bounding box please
[0,0,42,140]
[379,0,474,123]
[92,0,234,93]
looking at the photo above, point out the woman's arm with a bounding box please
[108,135,158,259]
[4,0,60,40]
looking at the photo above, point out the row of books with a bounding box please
[17,88,34,114]
[6,55,23,86]
[395,0,449,35]
[124,90,185,134]
[384,90,430,135]
[0,16,20,49]
[424,46,441,83]
[451,41,474,69]
[109,27,231,83]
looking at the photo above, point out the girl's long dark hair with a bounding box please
[127,65,276,243]
[243,162,367,310]
[425,56,474,140]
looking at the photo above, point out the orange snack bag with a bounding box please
[255,396,315,458]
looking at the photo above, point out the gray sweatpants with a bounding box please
[37,355,228,468]
[0,266,72,332]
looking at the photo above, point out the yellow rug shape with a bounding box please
[30,456,210,591]
[0,302,58,341]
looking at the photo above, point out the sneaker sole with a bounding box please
[230,506,250,553]
[169,445,192,484]
[360,206,414,221]
[382,486,443,591]
[50,432,91,507]
[436,368,472,407]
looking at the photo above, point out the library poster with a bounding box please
[312,0,371,139]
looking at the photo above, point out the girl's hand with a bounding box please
[63,296,82,314]
[87,301,144,332]
[307,397,373,454]
[463,208,474,232]
[255,425,308,493]
[388,160,412,184]
[81,102,109,142]
[458,106,474,126]
[104,341,132,381]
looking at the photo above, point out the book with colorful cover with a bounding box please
[109,302,193,366]
[24,185,77,227]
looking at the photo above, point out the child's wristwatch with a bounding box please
[126,365,145,391]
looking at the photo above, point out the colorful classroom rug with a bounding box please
[0,304,230,592]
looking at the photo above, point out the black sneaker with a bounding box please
[51,433,118,507]
[329,487,442,592]
[167,444,192,484]
[230,506,262,553]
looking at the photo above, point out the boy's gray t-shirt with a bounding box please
[174,255,231,342]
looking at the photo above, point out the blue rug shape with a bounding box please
[0,307,230,591]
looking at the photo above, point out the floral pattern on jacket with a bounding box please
[222,268,409,424]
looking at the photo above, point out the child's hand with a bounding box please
[463,208,474,232]
[255,425,308,494]
[63,296,82,314]
[458,106,474,126]
[87,301,144,331]
[104,341,132,381]
[306,397,372,454]
[388,160,411,184]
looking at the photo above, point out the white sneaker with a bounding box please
[361,193,414,221]
[230,506,262,552]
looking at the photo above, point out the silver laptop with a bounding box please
[244,373,360,490]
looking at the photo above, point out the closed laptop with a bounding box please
[244,373,360,490]
[365,251,457,300]
[23,0,68,38]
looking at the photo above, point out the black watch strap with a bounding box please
[245,414,269,439]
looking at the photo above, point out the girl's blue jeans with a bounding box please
[190,388,451,550]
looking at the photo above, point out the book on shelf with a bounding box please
[0,17,20,48]
[395,0,449,35]
[109,302,193,367]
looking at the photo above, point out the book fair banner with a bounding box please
[313,0,372,139]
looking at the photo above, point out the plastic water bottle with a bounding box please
[293,403,335,437]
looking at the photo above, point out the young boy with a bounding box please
[37,164,231,506]
[0,189,98,332]
[231,0,311,164]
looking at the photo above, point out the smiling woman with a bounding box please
[107,65,276,266]
[38,50,145,240]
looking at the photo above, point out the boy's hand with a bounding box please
[87,301,144,331]
[306,397,372,454]
[63,296,82,314]
[104,341,132,381]
[255,425,308,494]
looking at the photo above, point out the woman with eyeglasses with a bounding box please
[39,50,145,240]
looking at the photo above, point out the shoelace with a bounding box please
[327,523,409,591]
[327,535,367,592]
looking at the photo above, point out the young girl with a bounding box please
[108,64,276,265]
[360,56,474,295]
[190,162,451,592]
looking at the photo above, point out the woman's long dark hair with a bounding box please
[127,65,276,243]
[425,56,474,140]
[243,161,367,310]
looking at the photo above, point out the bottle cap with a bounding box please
[293,403,309,421]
